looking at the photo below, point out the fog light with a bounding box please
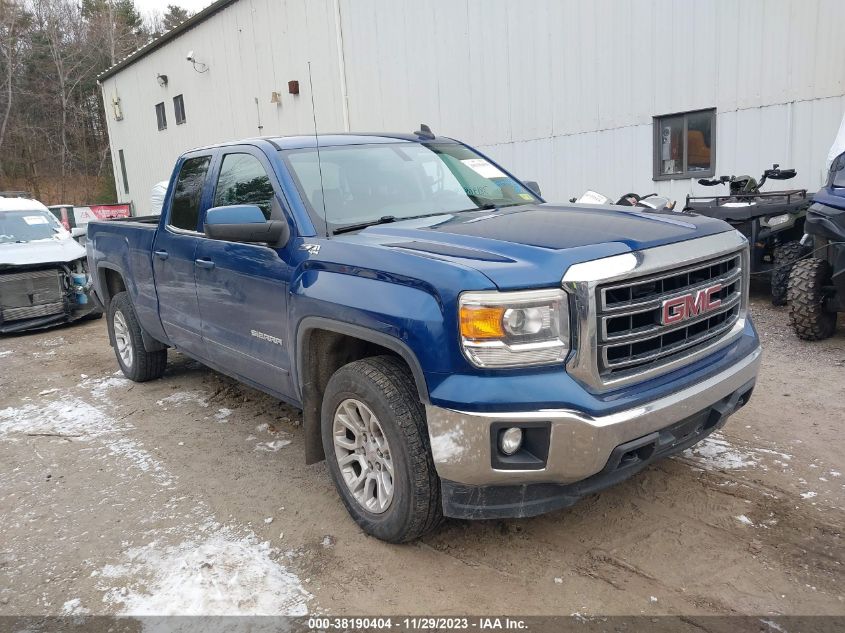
[500,427,523,455]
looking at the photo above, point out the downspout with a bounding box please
[333,0,350,131]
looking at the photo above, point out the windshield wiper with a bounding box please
[333,215,399,235]
[331,204,518,235]
[333,211,459,235]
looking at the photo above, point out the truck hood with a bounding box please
[0,236,86,267]
[342,203,735,289]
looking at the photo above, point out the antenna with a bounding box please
[414,123,435,140]
[307,61,329,239]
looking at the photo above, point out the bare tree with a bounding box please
[0,0,148,201]
[0,0,26,177]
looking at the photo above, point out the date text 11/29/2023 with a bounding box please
[307,617,528,630]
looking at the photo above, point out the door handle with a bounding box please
[154,250,169,260]
[194,258,215,270]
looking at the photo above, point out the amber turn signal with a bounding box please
[459,305,505,339]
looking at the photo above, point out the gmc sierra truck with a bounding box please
[87,131,761,542]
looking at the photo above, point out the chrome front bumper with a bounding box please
[425,345,761,487]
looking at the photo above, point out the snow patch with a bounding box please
[214,408,233,422]
[81,375,132,401]
[800,491,817,500]
[760,618,787,633]
[255,440,291,452]
[37,336,65,347]
[100,529,311,615]
[0,398,171,486]
[756,448,792,460]
[683,435,758,470]
[62,598,88,615]
[156,391,209,409]
[736,515,755,527]
[0,350,12,358]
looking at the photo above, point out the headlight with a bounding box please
[459,288,570,368]
[764,213,790,227]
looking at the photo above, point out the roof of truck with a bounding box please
[186,133,458,154]
[0,197,50,213]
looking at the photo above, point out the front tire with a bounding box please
[771,241,804,306]
[321,355,442,543]
[107,292,167,381]
[787,259,838,340]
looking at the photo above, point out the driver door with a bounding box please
[194,148,295,397]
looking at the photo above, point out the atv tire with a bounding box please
[771,241,804,306]
[787,258,838,340]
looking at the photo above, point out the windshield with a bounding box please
[281,142,539,231]
[0,210,67,244]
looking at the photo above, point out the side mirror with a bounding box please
[204,205,289,245]
[523,180,542,197]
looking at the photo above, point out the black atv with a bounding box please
[787,152,845,340]
[685,165,811,305]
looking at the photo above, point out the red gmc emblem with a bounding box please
[661,284,723,325]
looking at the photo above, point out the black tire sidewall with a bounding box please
[107,292,145,380]
[320,365,422,542]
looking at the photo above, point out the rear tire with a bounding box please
[787,259,838,340]
[107,291,167,381]
[321,355,442,543]
[771,241,803,306]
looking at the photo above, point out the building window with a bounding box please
[173,94,186,125]
[213,153,275,219]
[155,102,167,130]
[118,149,129,195]
[653,108,715,180]
[169,155,211,231]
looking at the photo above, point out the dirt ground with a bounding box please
[0,287,843,618]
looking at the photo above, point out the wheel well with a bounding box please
[101,268,127,308]
[298,328,426,464]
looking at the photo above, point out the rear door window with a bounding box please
[169,156,211,231]
[213,153,276,219]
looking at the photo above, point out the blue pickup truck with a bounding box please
[87,130,761,542]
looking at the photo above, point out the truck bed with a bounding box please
[103,215,160,225]
[86,217,167,344]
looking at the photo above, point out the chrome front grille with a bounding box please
[597,253,742,377]
[0,268,65,322]
[562,232,750,393]
[2,302,65,320]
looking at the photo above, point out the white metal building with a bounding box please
[99,0,845,216]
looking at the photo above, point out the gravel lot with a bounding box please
[0,288,843,617]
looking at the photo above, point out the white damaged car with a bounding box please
[0,196,100,333]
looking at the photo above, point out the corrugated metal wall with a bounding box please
[102,0,845,215]
[101,0,347,213]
